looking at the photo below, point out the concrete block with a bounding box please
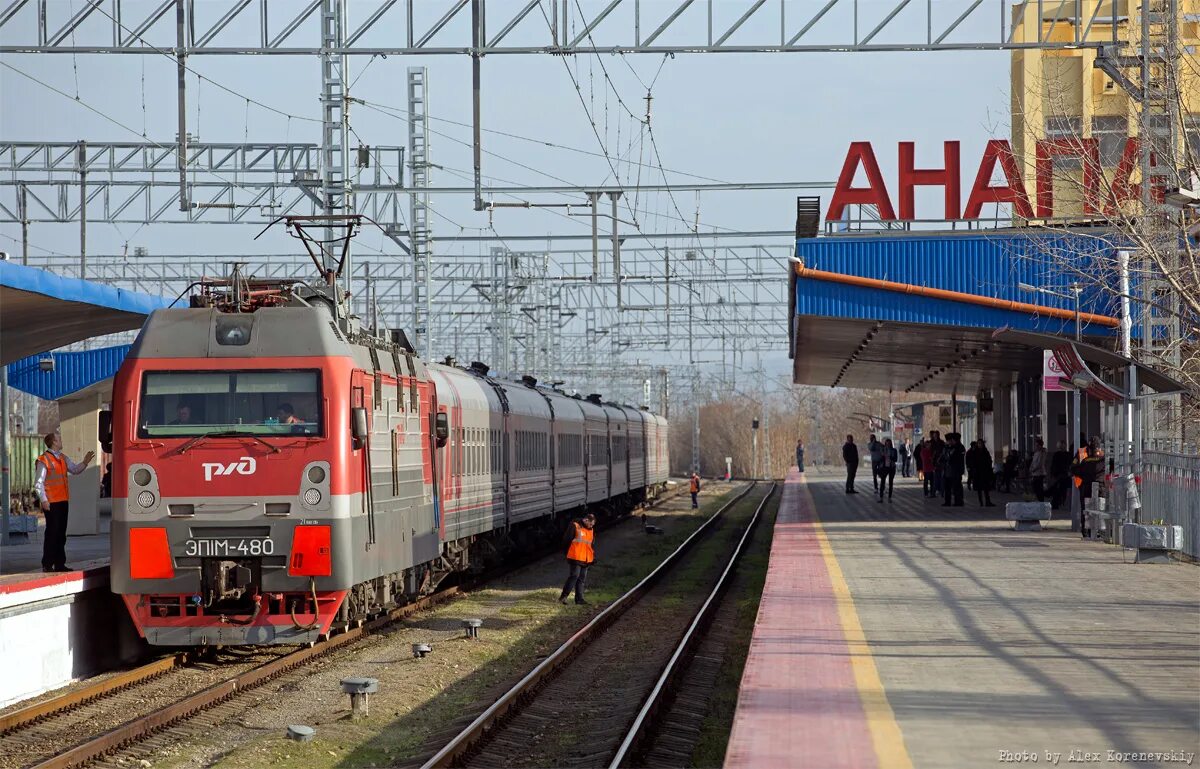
[1121,523,1183,551]
[1005,502,1051,522]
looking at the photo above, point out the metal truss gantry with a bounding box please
[0,0,1120,54]
[20,239,792,406]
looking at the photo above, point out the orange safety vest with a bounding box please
[38,451,70,503]
[689,476,700,493]
[566,522,595,564]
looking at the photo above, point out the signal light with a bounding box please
[288,525,332,577]
[129,528,175,579]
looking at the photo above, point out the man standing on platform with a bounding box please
[795,439,805,473]
[34,431,94,572]
[559,513,596,605]
[941,433,965,507]
[842,434,859,494]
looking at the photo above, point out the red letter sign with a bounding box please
[898,141,961,220]
[1035,138,1102,216]
[827,141,897,221]
[964,140,1033,219]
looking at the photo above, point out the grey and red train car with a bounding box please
[107,282,667,646]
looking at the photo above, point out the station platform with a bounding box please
[0,518,139,708]
[1,515,111,580]
[726,469,1199,769]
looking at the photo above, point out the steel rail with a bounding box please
[18,482,684,768]
[420,481,759,769]
[609,481,779,768]
[31,587,460,769]
[0,654,184,735]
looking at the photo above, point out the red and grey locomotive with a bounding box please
[108,277,668,646]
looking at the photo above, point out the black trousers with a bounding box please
[845,463,857,492]
[561,561,590,602]
[944,475,964,505]
[42,501,69,569]
[878,468,895,499]
[1032,476,1046,502]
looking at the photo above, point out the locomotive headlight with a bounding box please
[303,488,322,507]
[307,466,326,484]
[133,468,152,487]
[137,490,157,509]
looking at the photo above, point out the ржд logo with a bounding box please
[202,456,257,482]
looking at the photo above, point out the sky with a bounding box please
[0,1,1017,393]
[0,0,1015,261]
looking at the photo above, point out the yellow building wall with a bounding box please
[1011,0,1200,217]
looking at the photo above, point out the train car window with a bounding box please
[139,370,321,437]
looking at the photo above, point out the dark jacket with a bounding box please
[946,442,966,476]
[968,447,995,489]
[842,441,859,465]
[875,446,899,472]
[1073,455,1104,498]
[1050,449,1072,477]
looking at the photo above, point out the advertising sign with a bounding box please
[1043,349,1067,391]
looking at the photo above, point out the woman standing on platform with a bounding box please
[877,438,898,502]
[970,439,996,507]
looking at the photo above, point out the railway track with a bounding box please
[6,484,688,769]
[420,481,776,769]
[10,588,456,769]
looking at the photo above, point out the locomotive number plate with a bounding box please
[183,537,275,557]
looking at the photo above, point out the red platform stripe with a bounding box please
[725,471,879,769]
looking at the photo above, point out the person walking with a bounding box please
[876,438,898,502]
[34,431,95,572]
[942,433,965,507]
[970,439,996,507]
[689,472,702,509]
[1029,438,1048,502]
[866,434,883,493]
[842,435,859,494]
[1050,440,1072,510]
[795,439,805,473]
[559,513,596,604]
[898,439,910,478]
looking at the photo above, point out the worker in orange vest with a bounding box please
[559,513,596,605]
[689,472,701,509]
[34,431,94,572]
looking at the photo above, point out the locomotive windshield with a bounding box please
[138,370,322,438]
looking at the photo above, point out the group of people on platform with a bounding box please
[836,431,1109,519]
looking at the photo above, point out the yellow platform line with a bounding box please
[805,482,914,769]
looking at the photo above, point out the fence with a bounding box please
[7,434,43,495]
[1140,450,1200,559]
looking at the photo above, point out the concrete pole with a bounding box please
[1071,288,1082,533]
[471,0,483,212]
[1,367,9,546]
[588,192,600,281]
[78,140,87,279]
[1118,249,1134,471]
[176,0,189,213]
[19,185,29,265]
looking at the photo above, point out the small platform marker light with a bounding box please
[340,677,379,719]
[286,725,315,742]
[462,618,483,639]
[412,643,433,659]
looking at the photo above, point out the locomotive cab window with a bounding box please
[138,370,322,438]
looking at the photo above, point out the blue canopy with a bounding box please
[0,262,170,367]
